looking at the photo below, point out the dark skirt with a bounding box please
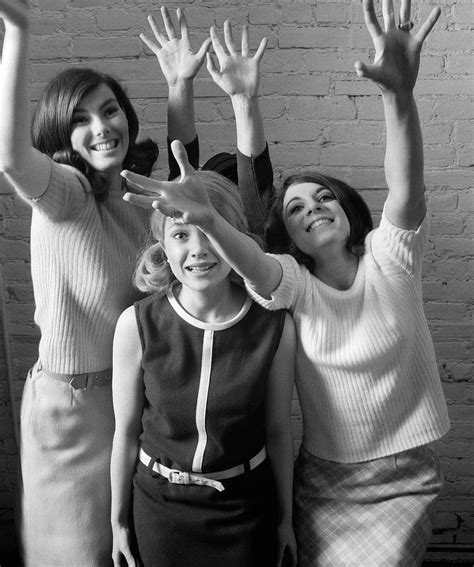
[133,459,277,567]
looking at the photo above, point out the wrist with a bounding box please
[381,90,415,112]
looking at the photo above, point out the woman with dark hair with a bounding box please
[122,1,450,564]
[0,2,209,565]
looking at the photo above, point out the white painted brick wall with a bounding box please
[0,0,472,561]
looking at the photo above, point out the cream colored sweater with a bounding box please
[20,160,149,374]
[247,211,450,462]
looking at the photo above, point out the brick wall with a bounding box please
[0,0,472,563]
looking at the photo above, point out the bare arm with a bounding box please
[265,313,297,566]
[0,0,51,195]
[355,0,441,229]
[121,140,282,298]
[141,7,211,146]
[110,306,144,567]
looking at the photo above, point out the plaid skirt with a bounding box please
[294,445,444,567]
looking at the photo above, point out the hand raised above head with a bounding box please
[354,0,441,95]
[207,20,267,99]
[0,0,28,28]
[140,6,211,86]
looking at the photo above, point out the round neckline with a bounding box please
[312,255,364,296]
[166,284,253,331]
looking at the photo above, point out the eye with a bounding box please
[317,192,335,203]
[288,203,304,216]
[104,105,120,117]
[171,230,188,240]
[71,114,88,125]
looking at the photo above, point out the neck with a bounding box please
[311,247,359,290]
[103,171,123,193]
[176,281,246,323]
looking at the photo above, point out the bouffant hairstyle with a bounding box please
[135,170,248,295]
[31,68,158,201]
[265,171,373,269]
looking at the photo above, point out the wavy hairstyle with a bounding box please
[135,170,248,295]
[31,68,158,201]
[265,171,373,269]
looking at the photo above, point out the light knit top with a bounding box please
[18,160,149,374]
[246,211,450,463]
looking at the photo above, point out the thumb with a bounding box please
[170,139,195,180]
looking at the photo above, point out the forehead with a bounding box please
[76,83,117,111]
[283,182,328,204]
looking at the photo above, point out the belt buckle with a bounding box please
[168,470,189,485]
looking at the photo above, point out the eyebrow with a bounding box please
[73,98,118,114]
[284,187,330,211]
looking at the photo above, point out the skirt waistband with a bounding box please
[36,361,112,390]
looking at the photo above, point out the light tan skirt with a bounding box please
[20,362,114,566]
[294,445,444,567]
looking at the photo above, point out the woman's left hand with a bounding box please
[275,522,297,567]
[122,140,216,228]
[141,7,211,86]
[355,0,440,95]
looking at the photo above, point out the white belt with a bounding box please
[139,446,267,493]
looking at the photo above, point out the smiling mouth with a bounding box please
[91,140,119,152]
[307,218,332,232]
[185,263,216,273]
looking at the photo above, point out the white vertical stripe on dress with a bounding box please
[192,330,214,472]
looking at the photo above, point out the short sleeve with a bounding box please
[20,161,91,221]
[245,253,300,310]
[369,208,430,277]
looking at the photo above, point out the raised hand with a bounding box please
[355,0,441,95]
[0,0,28,28]
[141,7,211,86]
[122,140,215,227]
[207,21,267,99]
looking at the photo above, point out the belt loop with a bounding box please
[147,457,160,478]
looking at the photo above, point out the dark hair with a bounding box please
[201,152,238,185]
[31,68,158,201]
[265,171,373,269]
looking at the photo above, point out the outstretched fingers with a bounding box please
[399,0,411,28]
[223,20,237,56]
[362,0,383,41]
[161,6,177,40]
[415,7,441,44]
[381,0,396,32]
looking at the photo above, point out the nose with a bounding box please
[306,202,321,215]
[190,231,209,257]
[92,115,109,137]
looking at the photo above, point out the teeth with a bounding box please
[92,140,118,151]
[187,264,213,273]
[308,219,331,232]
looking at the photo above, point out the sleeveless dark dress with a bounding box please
[132,286,286,567]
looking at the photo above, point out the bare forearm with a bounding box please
[204,211,281,297]
[266,428,294,524]
[383,92,426,228]
[110,433,139,527]
[0,22,31,172]
[231,94,266,157]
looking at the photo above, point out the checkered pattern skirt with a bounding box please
[294,445,443,567]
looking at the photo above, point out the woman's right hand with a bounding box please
[140,6,211,87]
[112,525,136,567]
[0,0,28,29]
[207,20,267,100]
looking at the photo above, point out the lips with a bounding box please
[91,140,119,152]
[185,263,216,273]
[306,218,332,232]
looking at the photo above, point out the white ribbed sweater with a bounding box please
[21,161,149,374]
[247,212,450,462]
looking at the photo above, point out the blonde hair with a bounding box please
[135,170,248,294]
